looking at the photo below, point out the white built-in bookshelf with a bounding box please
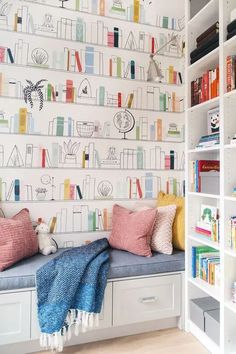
[185,0,236,352]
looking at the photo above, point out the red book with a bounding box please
[118,92,122,107]
[136,178,143,198]
[151,37,155,54]
[109,58,112,76]
[197,160,220,192]
[42,149,46,168]
[75,51,82,72]
[66,80,73,103]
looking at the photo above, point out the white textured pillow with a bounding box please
[151,205,176,255]
[134,204,177,255]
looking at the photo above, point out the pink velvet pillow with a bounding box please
[109,204,156,257]
[0,209,39,271]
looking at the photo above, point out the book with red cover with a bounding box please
[197,160,220,192]
[66,80,73,103]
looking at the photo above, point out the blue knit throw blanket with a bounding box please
[36,238,110,352]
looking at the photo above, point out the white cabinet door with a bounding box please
[31,282,113,339]
[113,274,181,326]
[0,291,31,345]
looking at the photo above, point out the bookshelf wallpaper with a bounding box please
[0,0,185,247]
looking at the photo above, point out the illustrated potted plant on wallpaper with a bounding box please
[63,140,80,165]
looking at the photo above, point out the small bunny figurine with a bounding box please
[35,221,57,256]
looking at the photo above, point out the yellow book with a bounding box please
[82,151,86,168]
[133,0,140,23]
[127,93,134,108]
[169,65,174,84]
[50,217,57,234]
[64,178,70,200]
[19,108,27,134]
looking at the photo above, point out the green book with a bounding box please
[93,212,96,231]
[163,16,169,29]
[116,57,122,78]
[159,93,164,111]
[88,211,94,231]
[99,86,105,106]
[76,18,84,42]
[192,246,218,278]
[173,178,177,195]
[75,0,80,11]
[47,84,52,101]
[137,146,144,169]
[136,125,140,140]
[56,117,64,136]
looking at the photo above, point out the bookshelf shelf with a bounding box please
[0,167,185,172]
[224,89,236,99]
[1,28,184,61]
[0,96,184,115]
[188,233,220,250]
[188,277,220,301]
[225,248,236,258]
[0,198,156,204]
[0,132,184,144]
[187,145,220,153]
[0,62,183,88]
[188,192,220,199]
[187,0,218,30]
[224,144,236,149]
[188,46,219,74]
[187,97,220,112]
[225,301,236,315]
[224,196,236,202]
[188,321,221,354]
[223,36,236,49]
[20,0,184,33]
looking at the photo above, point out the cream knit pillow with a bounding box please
[134,204,177,255]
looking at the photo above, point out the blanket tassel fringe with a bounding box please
[40,310,100,352]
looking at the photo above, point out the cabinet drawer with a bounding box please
[31,282,112,339]
[0,291,31,345]
[113,274,181,326]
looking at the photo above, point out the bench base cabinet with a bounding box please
[0,273,183,349]
[113,274,181,326]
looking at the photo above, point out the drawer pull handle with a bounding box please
[139,296,158,304]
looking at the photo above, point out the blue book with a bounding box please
[14,179,20,201]
[192,247,196,278]
[85,46,94,74]
[145,173,153,198]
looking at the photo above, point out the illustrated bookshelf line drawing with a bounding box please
[0,0,185,244]
[0,109,185,143]
[0,74,185,113]
[0,173,184,202]
[17,0,185,32]
[0,140,185,171]
[0,40,184,86]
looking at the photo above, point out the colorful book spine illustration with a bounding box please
[14,179,20,201]
[64,179,70,200]
[99,0,105,16]
[133,0,140,23]
[114,27,119,48]
[18,108,27,134]
[66,80,74,103]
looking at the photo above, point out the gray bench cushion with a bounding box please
[0,248,185,291]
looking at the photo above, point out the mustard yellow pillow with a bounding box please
[157,191,185,251]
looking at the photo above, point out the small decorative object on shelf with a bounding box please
[196,107,220,148]
[113,109,135,139]
[194,204,220,243]
[230,134,236,145]
[59,0,69,9]
[232,282,236,303]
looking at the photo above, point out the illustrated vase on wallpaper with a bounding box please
[63,140,80,166]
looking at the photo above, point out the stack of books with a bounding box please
[191,66,219,107]
[192,246,220,287]
[226,55,236,92]
[190,160,220,193]
[190,22,219,64]
[195,204,220,243]
[196,133,220,148]
[227,18,236,40]
[229,216,236,250]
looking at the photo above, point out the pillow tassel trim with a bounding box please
[40,310,100,352]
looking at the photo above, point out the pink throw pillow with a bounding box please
[109,204,156,257]
[0,209,39,271]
